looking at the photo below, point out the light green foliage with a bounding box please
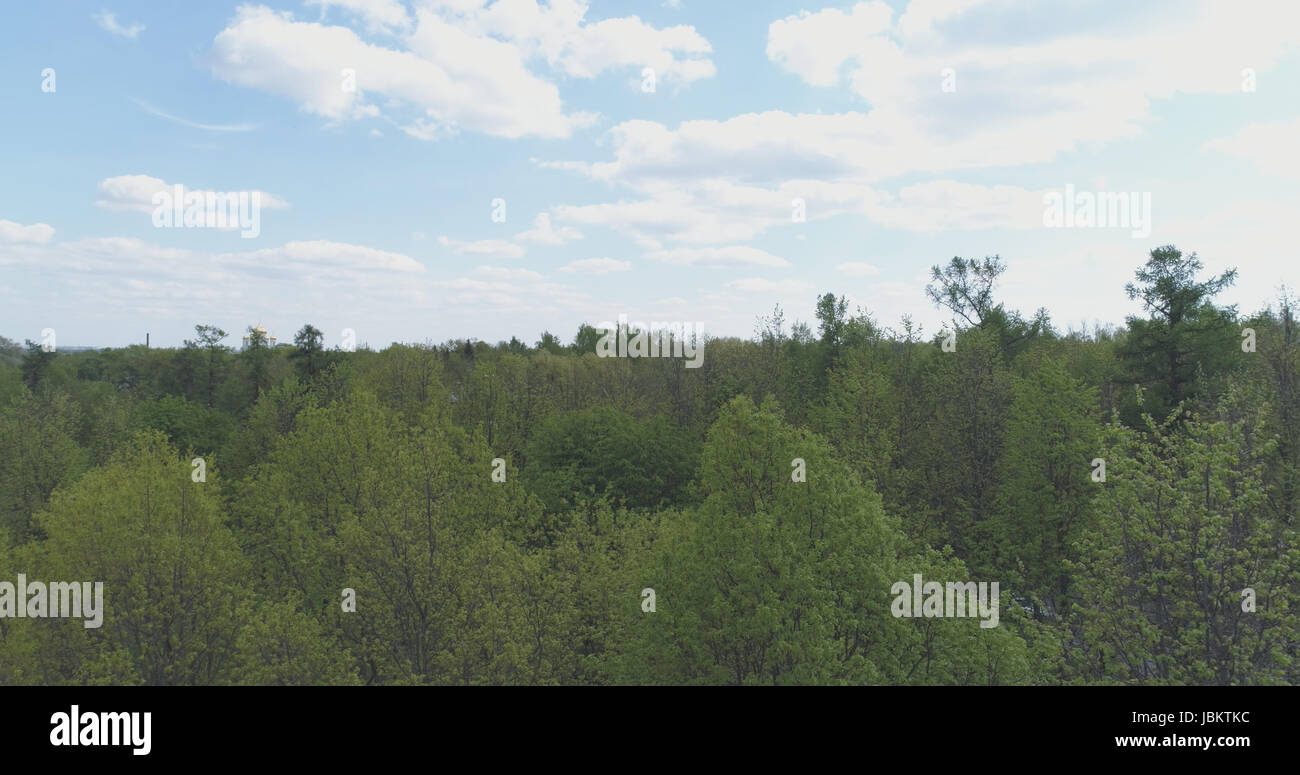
[1070,387,1298,684]
[2,252,1296,685]
[23,431,248,684]
[626,396,1035,685]
[231,596,360,686]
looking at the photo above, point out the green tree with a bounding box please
[25,431,248,684]
[0,390,87,540]
[290,324,325,379]
[814,293,848,348]
[1118,245,1239,421]
[811,346,896,494]
[572,324,604,354]
[240,325,275,403]
[0,336,23,368]
[535,331,564,355]
[522,407,696,513]
[130,395,235,455]
[990,361,1100,617]
[1070,388,1298,684]
[230,596,360,685]
[20,340,56,390]
[334,402,548,684]
[926,255,1049,355]
[629,396,899,684]
[183,325,229,409]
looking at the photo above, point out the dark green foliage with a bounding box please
[1117,245,1240,421]
[130,395,236,455]
[290,324,326,379]
[522,407,696,512]
[20,340,57,390]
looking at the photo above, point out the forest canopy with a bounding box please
[1,245,1296,685]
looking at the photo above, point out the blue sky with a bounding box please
[1,0,1298,348]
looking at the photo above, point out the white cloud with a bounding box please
[549,161,1045,243]
[559,258,631,274]
[94,175,289,235]
[232,240,423,273]
[837,262,880,277]
[94,9,144,40]
[96,174,290,214]
[435,262,588,311]
[762,0,1300,181]
[0,220,55,244]
[551,15,714,83]
[866,180,1044,231]
[433,0,715,84]
[515,212,582,245]
[0,228,604,345]
[543,111,1075,243]
[1202,119,1300,180]
[0,236,428,322]
[437,235,525,259]
[542,0,1300,213]
[767,2,893,87]
[895,0,990,41]
[208,5,594,140]
[551,179,879,246]
[646,246,790,268]
[559,109,1081,192]
[305,0,410,33]
[207,2,713,140]
[546,0,1300,248]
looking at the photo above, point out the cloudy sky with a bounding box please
[2,0,1298,348]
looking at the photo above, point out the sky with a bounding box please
[1,0,1298,349]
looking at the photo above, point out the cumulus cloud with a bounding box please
[0,219,55,244]
[515,212,582,245]
[207,5,590,139]
[430,0,714,84]
[206,2,713,140]
[534,0,1300,251]
[767,2,893,87]
[763,0,1300,174]
[96,174,290,214]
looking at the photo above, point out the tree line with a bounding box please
[0,244,1296,684]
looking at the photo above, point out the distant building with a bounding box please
[241,323,277,350]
